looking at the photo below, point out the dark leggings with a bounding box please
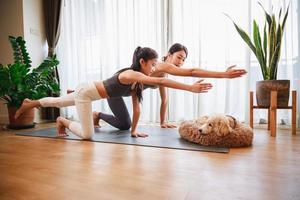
[99,97,131,130]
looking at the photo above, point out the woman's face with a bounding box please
[168,50,186,67]
[140,58,158,76]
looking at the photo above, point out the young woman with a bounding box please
[92,43,247,129]
[15,47,212,139]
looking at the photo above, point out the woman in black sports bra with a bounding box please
[15,47,213,138]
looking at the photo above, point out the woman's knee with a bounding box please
[119,119,131,130]
[69,122,93,139]
[74,84,87,99]
[81,131,93,140]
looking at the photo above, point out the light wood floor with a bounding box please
[0,123,299,200]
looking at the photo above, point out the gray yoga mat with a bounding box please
[16,126,229,153]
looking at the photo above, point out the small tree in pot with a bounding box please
[0,36,60,129]
[227,2,290,107]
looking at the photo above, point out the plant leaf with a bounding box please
[253,20,267,79]
[263,22,268,65]
[281,4,289,32]
[258,2,272,29]
[224,13,257,55]
[268,15,277,71]
[269,42,281,80]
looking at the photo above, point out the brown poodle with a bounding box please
[178,114,253,147]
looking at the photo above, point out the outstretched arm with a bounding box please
[120,70,213,93]
[155,62,247,78]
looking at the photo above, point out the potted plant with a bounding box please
[0,36,60,129]
[227,3,290,107]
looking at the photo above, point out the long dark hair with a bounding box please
[162,43,188,61]
[118,46,158,102]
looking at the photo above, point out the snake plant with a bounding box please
[226,2,289,80]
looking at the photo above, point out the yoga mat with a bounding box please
[16,126,229,153]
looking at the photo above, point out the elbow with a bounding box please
[133,107,140,114]
[157,78,165,86]
[190,69,197,77]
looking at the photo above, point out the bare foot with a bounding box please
[56,117,69,137]
[15,98,32,119]
[67,89,75,94]
[93,112,101,128]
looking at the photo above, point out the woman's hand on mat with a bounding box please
[93,112,101,128]
[190,79,213,93]
[160,123,177,128]
[223,65,247,78]
[131,132,149,138]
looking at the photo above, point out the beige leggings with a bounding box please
[39,82,101,139]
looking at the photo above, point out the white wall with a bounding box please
[23,0,48,67]
[0,0,24,124]
[0,0,46,124]
[0,0,24,65]
[23,0,48,123]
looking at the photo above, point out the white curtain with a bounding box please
[167,0,250,121]
[57,0,299,126]
[57,0,165,121]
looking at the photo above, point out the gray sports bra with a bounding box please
[103,71,158,98]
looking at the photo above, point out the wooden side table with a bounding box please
[250,90,297,137]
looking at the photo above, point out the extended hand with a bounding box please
[224,65,247,78]
[190,79,213,93]
[131,132,149,138]
[160,123,177,128]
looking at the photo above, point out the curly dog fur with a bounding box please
[178,114,253,147]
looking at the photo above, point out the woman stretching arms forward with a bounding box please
[15,47,212,138]
[92,43,247,129]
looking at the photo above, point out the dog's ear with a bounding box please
[226,115,237,129]
[216,119,232,137]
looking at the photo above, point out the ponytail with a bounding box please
[130,46,158,102]
[131,46,142,70]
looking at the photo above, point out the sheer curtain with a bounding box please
[168,0,299,125]
[57,0,299,126]
[57,0,165,121]
[167,0,250,121]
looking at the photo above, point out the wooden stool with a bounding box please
[250,90,297,137]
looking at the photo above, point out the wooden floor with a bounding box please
[0,123,299,200]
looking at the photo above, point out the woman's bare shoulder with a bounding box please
[153,62,172,76]
[118,69,141,84]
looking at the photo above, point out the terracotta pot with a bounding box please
[256,80,290,107]
[7,106,35,129]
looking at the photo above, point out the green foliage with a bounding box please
[9,36,32,69]
[226,3,289,80]
[0,36,60,107]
